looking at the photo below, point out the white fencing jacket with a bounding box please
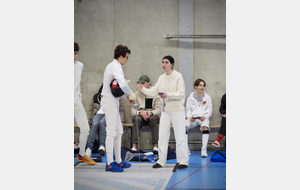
[74,60,84,106]
[186,92,213,119]
[101,59,132,98]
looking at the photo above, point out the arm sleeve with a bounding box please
[166,75,185,100]
[186,97,192,119]
[219,94,226,114]
[141,79,160,97]
[119,98,125,123]
[130,91,141,116]
[151,95,161,116]
[113,65,132,95]
[204,97,213,119]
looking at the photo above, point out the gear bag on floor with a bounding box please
[210,150,226,162]
[121,146,176,162]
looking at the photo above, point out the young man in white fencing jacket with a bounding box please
[74,42,95,165]
[101,44,136,172]
[185,79,213,157]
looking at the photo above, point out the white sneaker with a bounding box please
[201,149,207,157]
[74,143,80,149]
[86,148,92,158]
[212,141,220,147]
[99,145,105,151]
[98,145,105,156]
[153,147,158,151]
[131,147,137,151]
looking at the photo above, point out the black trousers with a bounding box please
[219,117,226,136]
[132,115,159,144]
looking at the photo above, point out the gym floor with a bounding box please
[74,149,226,190]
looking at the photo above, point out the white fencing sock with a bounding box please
[79,133,88,156]
[106,135,114,165]
[114,134,122,164]
[202,131,209,150]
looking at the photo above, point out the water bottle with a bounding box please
[144,152,155,162]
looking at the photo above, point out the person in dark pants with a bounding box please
[85,84,125,157]
[131,75,161,152]
[212,93,226,147]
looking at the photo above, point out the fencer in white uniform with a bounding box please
[185,79,213,157]
[74,42,95,165]
[101,44,136,172]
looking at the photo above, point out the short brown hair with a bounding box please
[194,79,206,87]
[74,42,79,52]
[114,44,131,59]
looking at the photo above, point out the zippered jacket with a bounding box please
[130,90,161,117]
[186,92,213,119]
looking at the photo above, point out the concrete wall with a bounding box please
[74,0,226,149]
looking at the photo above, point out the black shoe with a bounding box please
[153,163,162,168]
[178,164,188,169]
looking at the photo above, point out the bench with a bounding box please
[74,123,222,147]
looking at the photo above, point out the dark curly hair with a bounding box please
[114,44,131,59]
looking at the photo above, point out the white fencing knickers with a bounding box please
[74,100,90,156]
[186,118,210,131]
[101,96,123,165]
[157,110,189,166]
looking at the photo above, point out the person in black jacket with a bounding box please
[212,93,226,147]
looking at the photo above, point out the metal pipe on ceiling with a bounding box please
[163,34,226,39]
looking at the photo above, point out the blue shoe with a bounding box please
[105,162,124,172]
[118,160,131,168]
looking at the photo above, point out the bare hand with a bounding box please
[200,116,205,121]
[222,114,226,118]
[128,100,134,104]
[147,112,152,118]
[122,122,124,128]
[190,117,196,122]
[137,82,143,91]
[140,112,148,121]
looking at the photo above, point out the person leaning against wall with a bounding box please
[131,75,161,152]
[85,84,125,158]
[74,42,95,165]
[137,55,189,169]
[185,79,213,157]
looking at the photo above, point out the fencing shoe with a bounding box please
[76,154,84,162]
[212,141,220,147]
[201,149,208,157]
[118,160,131,168]
[105,162,124,172]
[83,154,96,165]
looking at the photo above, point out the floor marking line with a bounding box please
[168,161,212,189]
